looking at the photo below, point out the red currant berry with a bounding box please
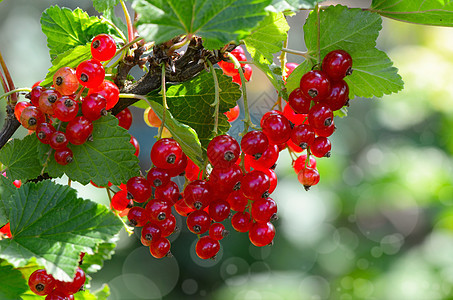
[185,158,201,181]
[27,86,46,107]
[76,59,105,88]
[226,190,248,212]
[174,197,194,217]
[291,124,315,149]
[127,176,152,203]
[308,103,333,129]
[231,211,252,232]
[45,289,71,300]
[88,80,120,110]
[231,63,252,86]
[53,67,79,96]
[141,222,162,242]
[66,116,93,145]
[241,170,271,200]
[288,87,311,114]
[298,166,320,190]
[144,107,162,127]
[145,199,172,221]
[323,79,349,111]
[81,93,106,121]
[285,62,298,78]
[155,181,180,205]
[224,104,240,122]
[209,223,229,241]
[293,154,317,174]
[165,152,188,177]
[245,144,279,171]
[116,107,132,129]
[28,269,56,296]
[251,197,277,223]
[260,110,282,128]
[14,101,31,121]
[54,147,73,165]
[38,89,60,115]
[147,167,170,188]
[127,206,148,227]
[195,236,220,259]
[151,138,184,169]
[184,180,211,210]
[261,114,292,145]
[20,106,45,130]
[187,210,211,234]
[54,267,85,295]
[207,135,240,169]
[310,136,331,158]
[314,120,335,137]
[91,34,116,62]
[155,213,176,237]
[299,70,331,101]
[322,49,353,81]
[241,130,269,158]
[36,123,56,144]
[283,102,307,125]
[263,168,278,194]
[208,199,231,222]
[50,131,69,150]
[53,96,79,122]
[111,189,131,211]
[249,222,275,247]
[130,135,140,157]
[209,164,243,193]
[150,237,171,258]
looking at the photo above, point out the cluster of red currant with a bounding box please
[14,34,123,165]
[28,257,86,300]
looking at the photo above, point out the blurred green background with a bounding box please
[2,0,453,299]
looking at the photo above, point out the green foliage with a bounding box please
[286,5,403,99]
[40,6,109,60]
[270,0,326,12]
[92,0,120,13]
[0,260,28,300]
[0,180,122,282]
[133,0,272,49]
[147,69,241,148]
[0,134,42,182]
[38,115,140,186]
[147,101,204,167]
[74,285,110,300]
[372,0,453,26]
[81,239,118,274]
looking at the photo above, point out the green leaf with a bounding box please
[81,239,117,274]
[0,176,17,228]
[41,44,92,86]
[41,6,109,60]
[285,60,310,94]
[269,0,326,12]
[74,284,110,300]
[0,261,28,300]
[133,0,272,49]
[0,180,122,281]
[37,115,140,186]
[147,101,205,167]
[93,0,120,12]
[371,0,453,26]
[147,69,241,148]
[288,5,403,98]
[0,134,42,182]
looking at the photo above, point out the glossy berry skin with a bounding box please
[116,107,132,129]
[53,96,79,122]
[308,103,333,129]
[91,34,116,61]
[241,130,269,158]
[298,166,320,190]
[209,164,242,193]
[54,267,85,295]
[81,93,106,121]
[283,102,307,125]
[227,190,248,212]
[187,210,211,234]
[314,120,335,137]
[130,135,140,157]
[147,167,170,188]
[263,168,278,194]
[66,116,93,145]
[260,110,282,128]
[174,198,194,217]
[293,154,317,174]
[208,199,231,222]
[45,289,71,300]
[249,222,275,247]
[195,236,220,260]
[245,144,279,171]
[14,101,31,121]
[155,181,180,205]
[111,189,130,211]
[285,62,298,79]
[241,170,270,200]
[88,80,120,110]
[288,88,311,114]
[38,89,60,115]
[209,223,228,240]
[323,79,349,111]
[251,198,277,223]
[144,107,162,127]
[155,213,176,237]
[166,153,188,177]
[20,106,45,130]
[145,199,171,221]
[151,138,184,170]
[53,67,79,96]
[207,135,240,169]
[28,269,56,296]
[76,59,105,88]
[185,158,201,181]
[28,85,46,107]
[310,136,331,158]
[224,104,240,122]
[322,49,353,81]
[127,206,148,227]
[127,176,152,203]
[300,70,331,101]
[50,131,69,150]
[150,237,171,258]
[36,123,56,144]
[141,222,162,242]
[218,46,247,76]
[231,211,252,232]
[261,114,292,145]
[54,147,73,165]
[291,124,315,149]
[184,180,211,210]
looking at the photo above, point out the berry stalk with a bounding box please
[120,0,134,43]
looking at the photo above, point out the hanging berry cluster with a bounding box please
[14,34,128,165]
[27,254,86,299]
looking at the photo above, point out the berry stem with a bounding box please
[0,87,31,101]
[120,0,134,43]
[0,50,17,104]
[281,48,308,58]
[158,63,168,140]
[100,16,127,43]
[117,211,135,235]
[207,60,220,135]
